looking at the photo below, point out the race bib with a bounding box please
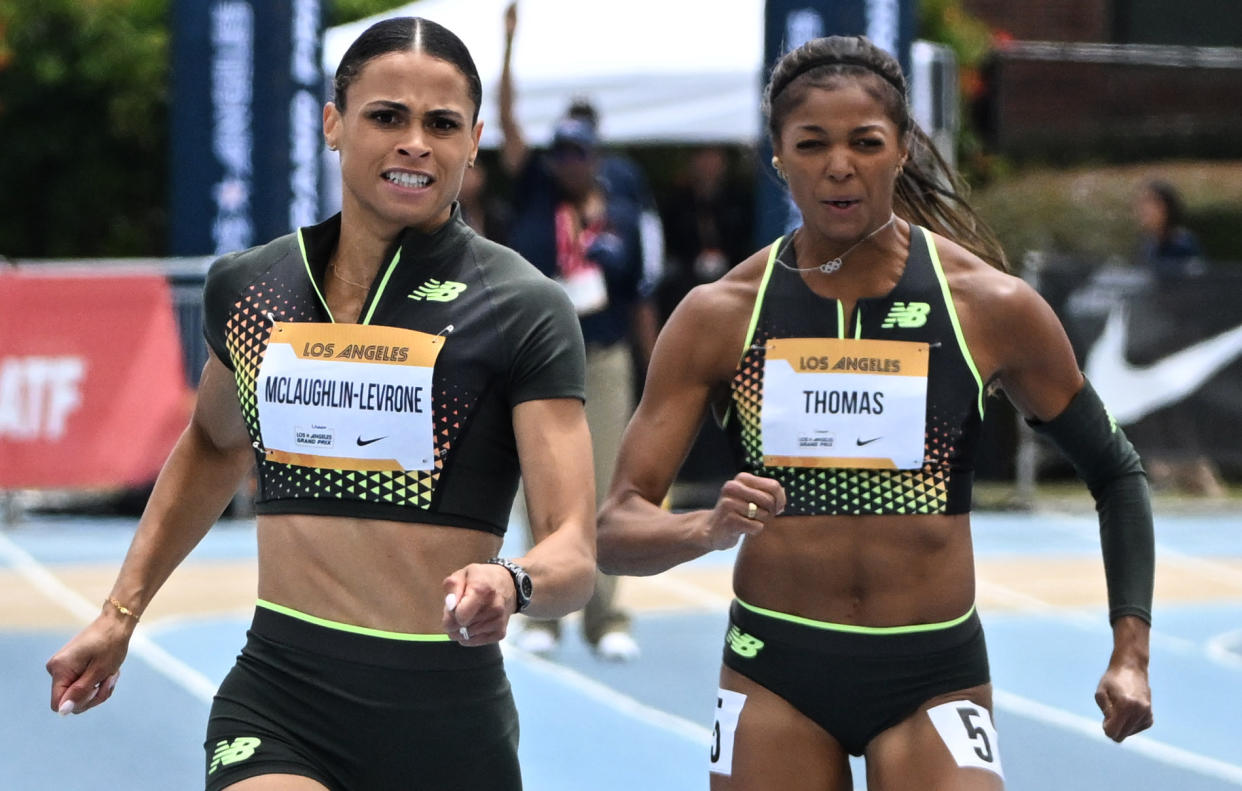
[927,701,1004,778]
[760,338,928,469]
[255,322,443,471]
[709,689,747,776]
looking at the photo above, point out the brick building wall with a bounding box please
[959,2,1242,160]
[963,0,1109,42]
[985,50,1242,159]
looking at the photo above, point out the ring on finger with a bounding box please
[459,626,471,640]
[746,501,758,519]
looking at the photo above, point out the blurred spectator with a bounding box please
[497,1,660,661]
[651,145,753,498]
[1134,179,1206,282]
[458,158,511,244]
[564,97,665,362]
[657,145,753,324]
[1132,179,1223,496]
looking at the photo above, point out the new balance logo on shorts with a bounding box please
[209,737,262,774]
[727,626,765,658]
[882,301,931,329]
[408,279,467,302]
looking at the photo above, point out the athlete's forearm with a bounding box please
[108,420,254,615]
[515,524,596,619]
[1028,379,1154,624]
[597,492,716,576]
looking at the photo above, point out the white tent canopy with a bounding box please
[322,0,768,147]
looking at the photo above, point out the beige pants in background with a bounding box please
[519,340,633,644]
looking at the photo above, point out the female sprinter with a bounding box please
[598,35,1153,790]
[48,17,595,791]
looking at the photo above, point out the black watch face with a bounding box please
[519,575,533,598]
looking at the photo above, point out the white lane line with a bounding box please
[502,642,711,746]
[0,531,218,704]
[1040,515,1242,589]
[994,689,1242,785]
[1207,629,1242,671]
[1157,545,1242,591]
[976,578,1203,656]
[504,634,1242,786]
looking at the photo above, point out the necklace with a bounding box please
[328,262,371,290]
[777,213,897,274]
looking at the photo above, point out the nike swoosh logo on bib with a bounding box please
[1084,305,1242,424]
[356,435,387,446]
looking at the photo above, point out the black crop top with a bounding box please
[723,225,984,515]
[203,206,585,535]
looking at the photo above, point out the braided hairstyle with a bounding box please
[763,36,1007,271]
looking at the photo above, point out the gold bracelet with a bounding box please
[106,597,140,622]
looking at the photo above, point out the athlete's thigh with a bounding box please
[224,775,329,790]
[710,666,852,791]
[864,683,1004,791]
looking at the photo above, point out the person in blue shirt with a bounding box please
[497,0,660,661]
[1134,179,1206,283]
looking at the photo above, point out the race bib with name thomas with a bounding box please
[760,337,928,470]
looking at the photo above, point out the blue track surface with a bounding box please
[3,510,1240,790]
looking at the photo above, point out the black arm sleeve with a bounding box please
[1027,379,1154,625]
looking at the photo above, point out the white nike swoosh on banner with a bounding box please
[1084,305,1242,424]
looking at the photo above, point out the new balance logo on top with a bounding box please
[409,279,467,302]
[209,737,262,774]
[882,301,931,329]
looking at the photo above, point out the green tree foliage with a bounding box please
[0,0,169,257]
[917,0,1000,184]
[0,0,409,258]
[331,0,414,25]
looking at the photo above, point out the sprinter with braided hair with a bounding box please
[599,35,1153,790]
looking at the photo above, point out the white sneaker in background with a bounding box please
[514,627,559,656]
[595,630,640,662]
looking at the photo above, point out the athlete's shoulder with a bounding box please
[464,234,579,325]
[924,227,1035,312]
[204,232,300,303]
[926,226,1069,380]
[679,241,774,320]
[661,243,770,362]
[465,233,540,277]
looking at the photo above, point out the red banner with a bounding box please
[0,270,193,488]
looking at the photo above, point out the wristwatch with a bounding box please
[486,557,532,613]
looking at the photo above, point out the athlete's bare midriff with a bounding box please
[731,512,976,627]
[255,513,503,633]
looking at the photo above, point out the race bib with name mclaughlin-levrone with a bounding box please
[255,322,444,471]
[760,337,928,470]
